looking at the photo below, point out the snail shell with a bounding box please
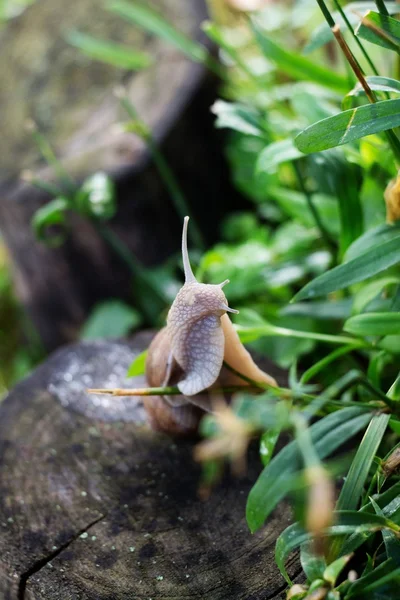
[144,217,277,435]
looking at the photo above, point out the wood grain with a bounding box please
[0,336,300,599]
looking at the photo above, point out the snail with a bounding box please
[143,217,277,435]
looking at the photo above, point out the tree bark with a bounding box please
[0,335,300,599]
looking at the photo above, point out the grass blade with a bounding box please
[246,408,372,533]
[295,99,400,153]
[292,234,400,301]
[345,313,400,336]
[251,20,349,92]
[66,30,152,69]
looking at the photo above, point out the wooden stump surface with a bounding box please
[0,334,300,599]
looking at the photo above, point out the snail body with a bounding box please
[144,217,277,435]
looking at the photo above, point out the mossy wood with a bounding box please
[0,0,241,350]
[0,334,299,599]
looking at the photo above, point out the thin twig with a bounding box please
[332,0,379,75]
[87,385,261,397]
[332,25,375,102]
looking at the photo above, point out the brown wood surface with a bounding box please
[0,0,243,350]
[0,334,300,599]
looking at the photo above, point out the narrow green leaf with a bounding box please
[356,10,400,52]
[304,2,399,53]
[276,511,398,584]
[344,76,400,109]
[256,139,304,174]
[127,349,148,377]
[371,497,400,565]
[211,100,267,138]
[251,20,349,92]
[268,187,340,235]
[323,553,353,585]
[346,559,400,597]
[300,542,326,581]
[336,413,390,511]
[295,99,400,153]
[80,300,141,339]
[260,428,281,467]
[292,234,400,301]
[66,30,152,69]
[246,408,372,533]
[352,277,400,314]
[345,312,400,336]
[108,0,211,65]
[337,482,400,554]
[345,223,400,263]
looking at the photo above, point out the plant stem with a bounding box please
[87,384,261,397]
[293,162,336,252]
[27,122,76,193]
[239,323,368,347]
[22,174,66,199]
[300,345,360,384]
[117,91,205,249]
[332,24,375,101]
[375,0,390,16]
[332,0,379,75]
[315,0,400,164]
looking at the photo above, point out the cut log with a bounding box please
[0,335,300,599]
[0,0,243,349]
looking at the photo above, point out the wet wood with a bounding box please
[0,335,299,599]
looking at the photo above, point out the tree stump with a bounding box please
[0,0,243,350]
[0,334,300,599]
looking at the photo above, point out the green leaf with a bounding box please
[344,76,400,110]
[295,99,400,153]
[256,139,304,174]
[303,2,399,53]
[66,30,152,69]
[251,20,349,93]
[356,10,400,52]
[211,100,267,138]
[31,197,69,247]
[308,149,363,253]
[352,277,400,314]
[300,542,326,581]
[345,223,400,263]
[336,482,400,554]
[80,300,141,339]
[127,349,148,377]
[371,497,400,566]
[292,234,400,302]
[260,428,280,468]
[268,187,340,235]
[346,559,400,598]
[108,0,211,65]
[336,413,390,512]
[323,553,353,585]
[276,511,399,584]
[345,313,400,336]
[246,408,372,533]
[75,172,116,221]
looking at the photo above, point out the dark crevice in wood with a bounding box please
[18,513,107,600]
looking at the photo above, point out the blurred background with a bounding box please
[1,0,397,399]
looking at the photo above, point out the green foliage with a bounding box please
[80,300,141,339]
[19,0,400,596]
[66,30,152,69]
